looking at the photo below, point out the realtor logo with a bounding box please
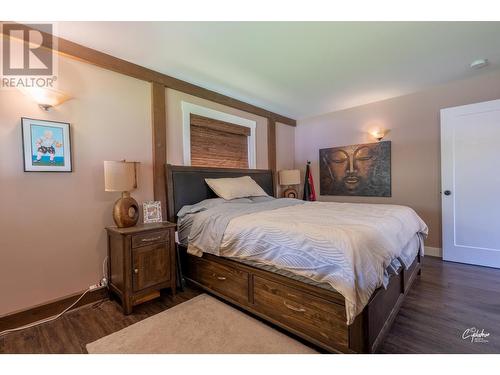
[2,23,53,76]
[1,23,57,89]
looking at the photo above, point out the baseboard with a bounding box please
[425,246,442,258]
[0,287,108,332]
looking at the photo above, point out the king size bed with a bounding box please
[166,164,428,353]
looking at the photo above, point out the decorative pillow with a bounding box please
[205,176,268,200]
[177,197,252,218]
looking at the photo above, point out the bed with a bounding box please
[166,164,427,353]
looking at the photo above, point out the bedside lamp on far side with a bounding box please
[104,160,140,228]
[278,169,301,199]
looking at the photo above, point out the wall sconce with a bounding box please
[369,129,387,141]
[19,87,71,111]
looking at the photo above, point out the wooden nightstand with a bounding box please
[106,222,177,314]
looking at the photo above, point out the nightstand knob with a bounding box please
[134,268,139,274]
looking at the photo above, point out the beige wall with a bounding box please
[295,69,500,248]
[0,51,153,316]
[276,122,295,171]
[166,88,269,169]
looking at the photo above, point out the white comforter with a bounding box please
[219,202,428,324]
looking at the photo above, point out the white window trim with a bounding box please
[181,101,257,168]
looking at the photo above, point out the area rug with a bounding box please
[86,294,317,354]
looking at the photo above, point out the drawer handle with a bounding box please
[215,275,226,281]
[141,236,162,242]
[283,301,306,313]
[134,268,139,274]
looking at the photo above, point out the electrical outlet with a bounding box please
[89,277,108,291]
[100,277,108,287]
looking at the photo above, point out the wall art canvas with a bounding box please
[22,118,72,172]
[319,141,391,197]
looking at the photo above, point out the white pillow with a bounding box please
[205,176,268,200]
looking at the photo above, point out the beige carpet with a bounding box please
[86,294,317,354]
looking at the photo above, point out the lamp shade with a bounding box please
[104,161,139,192]
[278,169,300,186]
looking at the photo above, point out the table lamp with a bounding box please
[104,160,140,228]
[278,169,300,198]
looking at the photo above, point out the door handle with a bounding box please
[444,190,451,196]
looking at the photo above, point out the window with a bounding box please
[182,102,256,168]
[190,114,250,168]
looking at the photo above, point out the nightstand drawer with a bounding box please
[132,243,171,292]
[132,230,168,248]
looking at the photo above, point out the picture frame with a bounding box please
[319,141,391,197]
[143,201,163,223]
[21,117,72,172]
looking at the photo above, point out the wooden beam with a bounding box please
[0,22,296,127]
[151,82,167,220]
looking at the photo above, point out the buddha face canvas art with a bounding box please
[319,141,391,197]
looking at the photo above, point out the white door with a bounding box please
[441,99,500,268]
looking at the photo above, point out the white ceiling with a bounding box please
[52,22,500,119]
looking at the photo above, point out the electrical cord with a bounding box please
[0,288,91,337]
[92,257,109,310]
[102,256,108,285]
[0,256,110,337]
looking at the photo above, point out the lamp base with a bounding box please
[283,187,299,199]
[113,191,139,228]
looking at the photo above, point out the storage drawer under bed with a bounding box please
[186,256,249,305]
[182,249,420,353]
[252,276,349,349]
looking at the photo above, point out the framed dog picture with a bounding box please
[143,201,163,223]
[22,118,72,172]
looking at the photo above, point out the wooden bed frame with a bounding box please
[166,164,421,353]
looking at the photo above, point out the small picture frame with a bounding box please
[143,201,162,223]
[22,118,72,172]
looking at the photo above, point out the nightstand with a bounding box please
[106,222,177,314]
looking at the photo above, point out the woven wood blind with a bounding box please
[190,114,250,168]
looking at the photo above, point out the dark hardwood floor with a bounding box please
[1,256,499,354]
[380,256,500,353]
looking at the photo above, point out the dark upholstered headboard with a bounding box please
[165,164,275,222]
